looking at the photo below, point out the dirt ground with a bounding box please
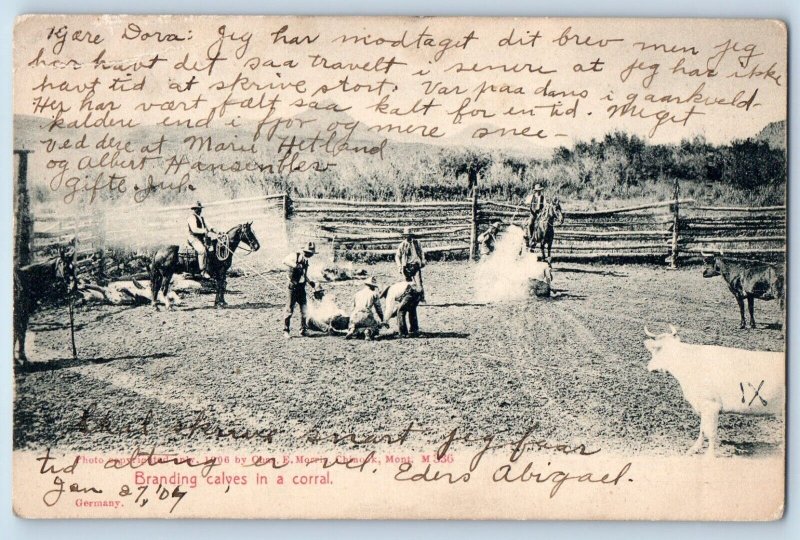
[14,260,785,457]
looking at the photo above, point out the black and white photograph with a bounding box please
[11,15,786,519]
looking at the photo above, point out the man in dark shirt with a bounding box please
[282,242,317,338]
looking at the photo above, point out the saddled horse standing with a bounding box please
[151,222,260,309]
[527,198,564,261]
[14,246,77,365]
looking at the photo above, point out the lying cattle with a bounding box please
[644,325,784,456]
[306,287,350,334]
[702,254,784,329]
[13,246,76,365]
[321,264,368,282]
[381,281,424,337]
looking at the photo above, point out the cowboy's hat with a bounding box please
[303,241,316,255]
[491,221,503,230]
[533,183,544,191]
[365,276,378,288]
[191,201,203,210]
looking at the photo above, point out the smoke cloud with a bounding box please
[474,225,542,302]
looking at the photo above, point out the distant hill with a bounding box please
[755,120,786,151]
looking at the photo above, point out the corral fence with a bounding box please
[290,195,475,261]
[293,189,786,265]
[19,190,785,278]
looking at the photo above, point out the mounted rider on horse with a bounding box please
[524,183,564,261]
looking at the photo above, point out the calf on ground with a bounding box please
[644,325,784,456]
[702,254,784,329]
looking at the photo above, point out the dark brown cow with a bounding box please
[702,255,784,329]
[13,246,76,365]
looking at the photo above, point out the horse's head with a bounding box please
[239,221,260,251]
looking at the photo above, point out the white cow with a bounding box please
[643,325,784,456]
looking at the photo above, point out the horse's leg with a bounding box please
[747,296,756,329]
[219,271,228,306]
[736,295,746,329]
[214,273,228,308]
[13,311,23,364]
[15,310,29,364]
[162,271,174,310]
[151,272,162,310]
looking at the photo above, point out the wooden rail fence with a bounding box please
[293,192,785,264]
[291,197,474,261]
[25,191,785,276]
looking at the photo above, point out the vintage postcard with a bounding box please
[12,15,786,519]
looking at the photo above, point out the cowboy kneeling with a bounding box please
[345,276,385,341]
[283,242,317,338]
[478,221,503,257]
[187,201,218,279]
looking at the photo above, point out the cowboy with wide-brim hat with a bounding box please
[282,241,318,338]
[187,201,215,278]
[525,183,546,250]
[346,275,385,340]
[395,226,426,302]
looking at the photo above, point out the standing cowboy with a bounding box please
[187,201,216,279]
[525,183,546,248]
[345,276,385,341]
[395,227,426,301]
[478,221,503,257]
[282,242,317,338]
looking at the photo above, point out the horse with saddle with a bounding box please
[523,187,564,261]
[150,201,261,309]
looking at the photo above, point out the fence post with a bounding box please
[13,150,33,266]
[669,179,680,268]
[469,189,479,261]
[283,193,293,218]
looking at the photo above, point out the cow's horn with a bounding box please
[668,324,678,335]
[643,326,658,338]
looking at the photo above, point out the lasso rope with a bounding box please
[235,256,285,294]
[215,233,231,261]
